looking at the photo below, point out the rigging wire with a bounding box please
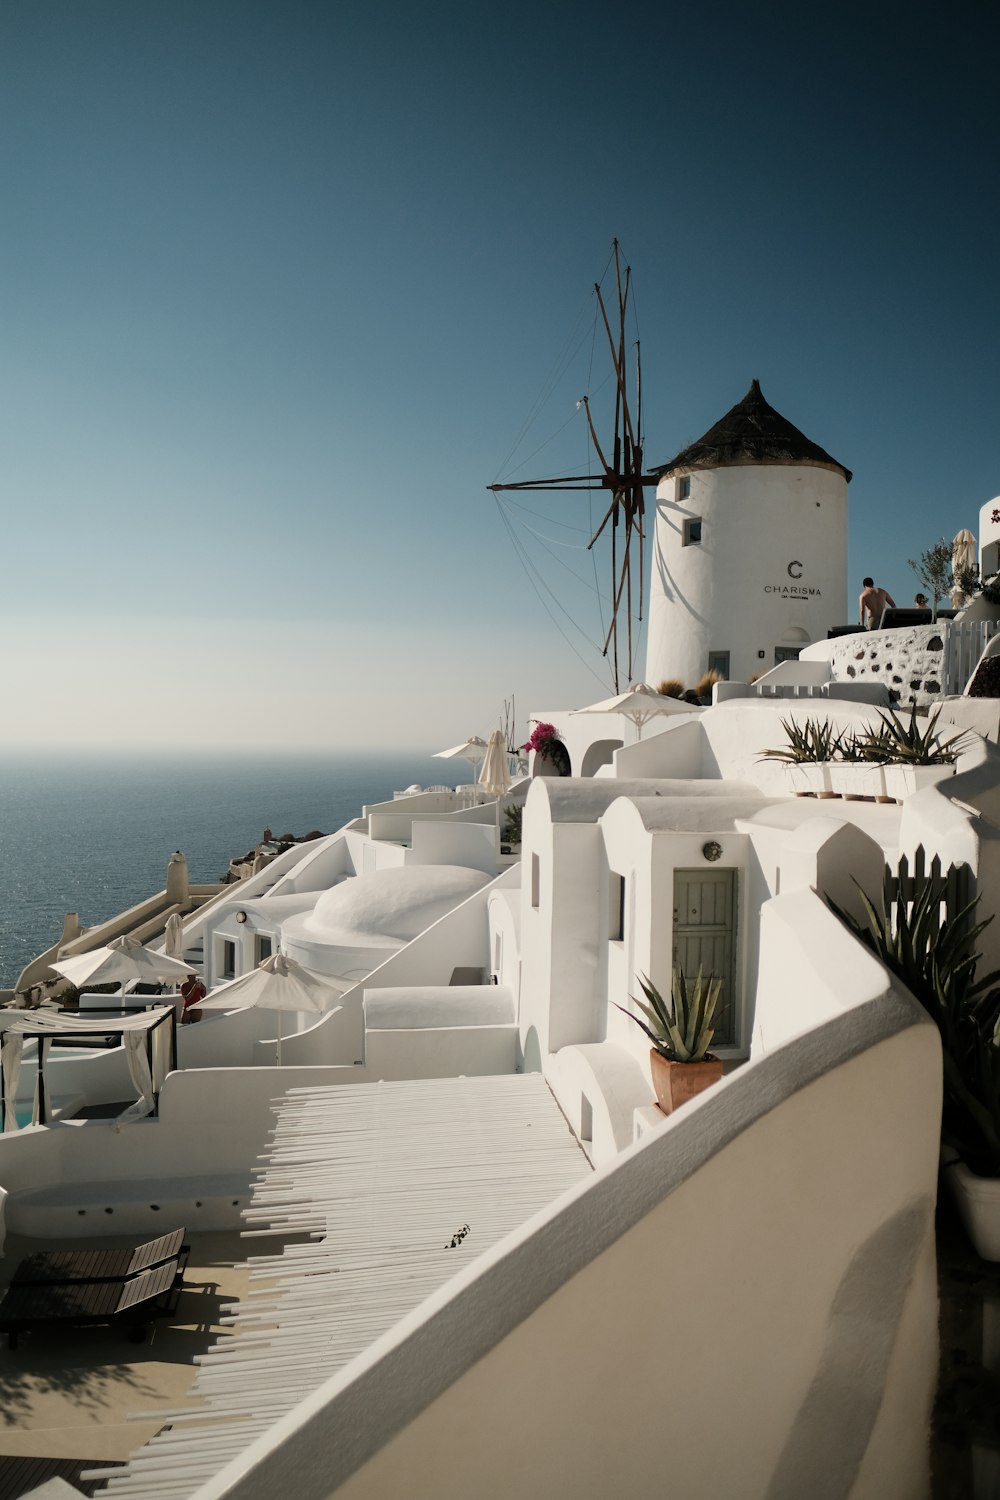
[492,292,596,484]
[492,498,614,692]
[496,499,612,594]
[488,239,645,694]
[495,493,593,533]
[499,403,589,484]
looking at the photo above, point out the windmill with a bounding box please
[488,240,659,692]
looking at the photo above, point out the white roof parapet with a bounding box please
[89,1074,590,1500]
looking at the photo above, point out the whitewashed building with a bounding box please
[644,379,851,688]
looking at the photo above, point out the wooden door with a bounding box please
[672,869,737,1048]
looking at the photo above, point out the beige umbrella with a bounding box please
[478,729,512,834]
[53,934,194,998]
[951,530,978,607]
[164,913,185,960]
[572,681,694,738]
[432,736,488,781]
[197,952,340,1063]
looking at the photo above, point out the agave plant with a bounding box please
[864,705,968,766]
[616,969,722,1063]
[759,717,841,765]
[838,725,892,763]
[828,855,1000,1176]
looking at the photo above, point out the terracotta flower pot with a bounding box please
[649,1048,723,1115]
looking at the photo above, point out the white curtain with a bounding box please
[118,1030,155,1122]
[31,1038,53,1126]
[1,1036,23,1133]
[151,1019,172,1095]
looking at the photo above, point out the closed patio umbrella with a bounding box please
[164,913,185,960]
[478,729,512,835]
[952,530,978,607]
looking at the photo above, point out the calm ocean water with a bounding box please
[0,749,475,988]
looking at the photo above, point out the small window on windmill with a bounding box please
[683,518,702,546]
[676,476,692,501]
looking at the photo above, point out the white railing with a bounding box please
[947,620,1000,694]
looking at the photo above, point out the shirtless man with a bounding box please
[859,577,896,629]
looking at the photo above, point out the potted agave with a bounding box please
[829,725,891,802]
[874,705,967,802]
[616,969,724,1115]
[758,717,839,797]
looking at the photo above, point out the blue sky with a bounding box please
[2,1,997,750]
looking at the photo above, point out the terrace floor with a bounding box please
[0,1228,261,1495]
[0,1186,995,1499]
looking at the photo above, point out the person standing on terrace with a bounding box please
[859,577,895,629]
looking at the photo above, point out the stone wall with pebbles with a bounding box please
[826,626,946,708]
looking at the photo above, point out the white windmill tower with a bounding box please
[644,380,851,690]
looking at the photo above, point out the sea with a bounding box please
[0,748,476,989]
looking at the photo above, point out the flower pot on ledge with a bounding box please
[649,1049,723,1115]
[882,764,956,803]
[829,763,886,801]
[944,1159,1000,1261]
[786,764,835,798]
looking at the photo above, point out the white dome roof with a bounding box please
[301,865,490,947]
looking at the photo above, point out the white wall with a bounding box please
[409,820,497,873]
[277,872,514,1065]
[200,981,939,1500]
[518,818,606,1065]
[611,718,706,779]
[0,1065,350,1238]
[752,888,893,1055]
[645,462,848,689]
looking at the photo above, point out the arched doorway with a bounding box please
[581,739,623,778]
[531,740,572,777]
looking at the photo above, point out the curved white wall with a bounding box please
[980,494,1000,579]
[645,463,848,688]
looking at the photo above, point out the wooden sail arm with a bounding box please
[594,276,639,455]
[580,396,612,475]
[601,512,636,657]
[489,478,614,493]
[587,490,622,550]
[489,471,658,494]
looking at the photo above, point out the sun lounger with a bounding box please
[11,1227,187,1286]
[0,1246,187,1349]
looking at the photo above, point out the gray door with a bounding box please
[672,869,737,1048]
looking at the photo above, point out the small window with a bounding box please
[255,934,273,965]
[676,476,692,501]
[222,940,236,979]
[683,518,702,546]
[531,853,540,908]
[707,651,730,679]
[609,872,625,941]
[774,646,801,665]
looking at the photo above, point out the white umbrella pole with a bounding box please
[276,1013,282,1067]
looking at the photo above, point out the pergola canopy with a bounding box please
[1,1006,177,1131]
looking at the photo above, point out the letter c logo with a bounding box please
[787,560,803,579]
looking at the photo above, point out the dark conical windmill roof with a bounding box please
[654,380,851,482]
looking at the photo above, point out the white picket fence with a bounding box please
[946,620,1000,694]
